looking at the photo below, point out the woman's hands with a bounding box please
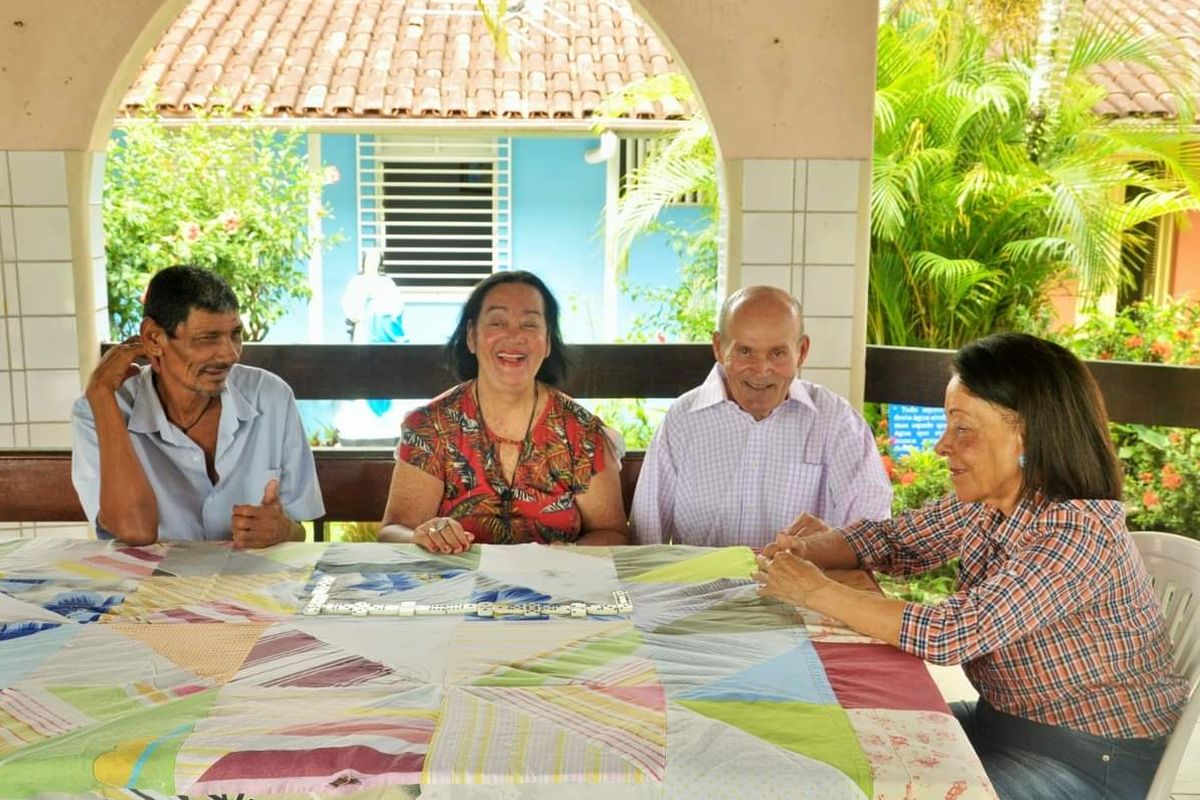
[753,550,833,609]
[412,516,474,554]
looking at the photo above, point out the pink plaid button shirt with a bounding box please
[631,365,892,547]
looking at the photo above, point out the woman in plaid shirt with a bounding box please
[756,332,1187,799]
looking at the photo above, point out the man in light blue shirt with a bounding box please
[72,265,324,546]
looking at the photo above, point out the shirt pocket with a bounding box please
[763,461,825,531]
[246,466,282,506]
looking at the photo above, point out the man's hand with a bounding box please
[753,550,831,609]
[86,337,145,402]
[413,517,474,554]
[232,479,293,549]
[782,511,832,539]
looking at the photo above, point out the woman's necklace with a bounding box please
[168,394,215,433]
[474,382,538,448]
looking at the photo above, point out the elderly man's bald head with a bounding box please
[712,286,810,420]
[716,286,805,343]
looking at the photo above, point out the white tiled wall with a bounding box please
[739,157,867,402]
[0,149,88,538]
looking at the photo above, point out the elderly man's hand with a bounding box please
[754,550,831,609]
[782,512,832,539]
[232,479,293,549]
[86,337,145,401]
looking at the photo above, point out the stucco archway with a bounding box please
[0,0,879,533]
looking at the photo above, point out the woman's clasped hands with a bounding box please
[754,530,832,610]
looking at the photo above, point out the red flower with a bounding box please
[1098,351,1113,360]
[899,472,917,485]
[1150,340,1173,360]
[1175,327,1193,342]
[217,209,241,234]
[178,221,202,241]
[1125,335,1144,349]
[881,455,895,480]
[1142,490,1161,509]
[878,418,888,431]
[1169,431,1183,446]
[1139,471,1154,483]
[1163,472,1183,491]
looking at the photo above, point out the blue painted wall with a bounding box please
[510,137,608,342]
[259,132,699,347]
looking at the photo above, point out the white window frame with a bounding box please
[357,135,513,298]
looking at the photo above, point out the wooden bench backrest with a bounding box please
[0,449,647,540]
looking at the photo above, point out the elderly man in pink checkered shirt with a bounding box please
[631,286,892,548]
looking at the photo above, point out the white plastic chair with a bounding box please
[1131,530,1200,800]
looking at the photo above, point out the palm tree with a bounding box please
[591,73,719,274]
[870,0,1200,348]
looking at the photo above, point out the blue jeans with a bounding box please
[951,698,1166,800]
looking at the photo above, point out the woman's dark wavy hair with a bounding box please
[952,332,1122,502]
[446,270,569,385]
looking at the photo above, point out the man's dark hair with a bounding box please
[143,265,239,337]
[446,270,569,385]
[953,332,1122,502]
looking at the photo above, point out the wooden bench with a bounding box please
[0,449,645,541]
[4,343,1198,539]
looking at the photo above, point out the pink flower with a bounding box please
[655,331,667,343]
[179,221,202,242]
[323,165,341,185]
[217,209,241,234]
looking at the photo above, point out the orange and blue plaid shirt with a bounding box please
[841,493,1187,739]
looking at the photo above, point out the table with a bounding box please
[0,538,995,798]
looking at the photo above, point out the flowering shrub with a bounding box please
[872,415,953,517]
[1057,297,1200,365]
[1118,424,1200,534]
[871,410,958,603]
[104,107,337,340]
[1053,298,1200,537]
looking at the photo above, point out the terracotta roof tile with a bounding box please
[1084,0,1200,120]
[122,0,692,121]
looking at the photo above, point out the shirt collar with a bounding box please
[690,363,816,414]
[127,364,256,438]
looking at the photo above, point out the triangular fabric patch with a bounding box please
[676,698,872,798]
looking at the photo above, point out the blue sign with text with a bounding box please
[887,404,946,458]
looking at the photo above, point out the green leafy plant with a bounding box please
[871,409,958,603]
[1052,298,1200,536]
[104,107,337,340]
[1119,425,1200,535]
[1055,296,1200,365]
[621,224,719,344]
[871,0,1200,349]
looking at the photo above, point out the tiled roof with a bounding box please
[1086,0,1200,120]
[120,0,689,122]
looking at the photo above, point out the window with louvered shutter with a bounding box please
[358,136,512,293]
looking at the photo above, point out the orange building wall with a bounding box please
[1172,211,1200,298]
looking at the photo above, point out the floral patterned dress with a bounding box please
[397,381,609,543]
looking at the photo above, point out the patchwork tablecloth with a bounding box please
[0,538,995,798]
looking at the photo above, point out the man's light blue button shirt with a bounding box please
[71,364,325,541]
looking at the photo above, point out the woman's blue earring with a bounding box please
[1018,453,1026,469]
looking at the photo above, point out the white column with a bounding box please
[0,149,96,538]
[734,156,870,405]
